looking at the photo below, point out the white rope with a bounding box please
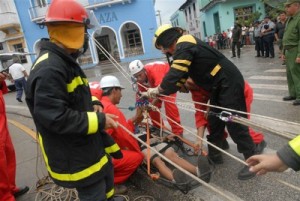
[118,123,236,201]
[88,32,300,196]
[89,33,132,83]
[35,176,79,201]
[175,94,300,127]
[164,97,297,140]
[148,102,247,165]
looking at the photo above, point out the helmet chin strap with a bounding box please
[166,52,173,65]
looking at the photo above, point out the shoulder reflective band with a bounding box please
[210,64,221,76]
[289,135,300,156]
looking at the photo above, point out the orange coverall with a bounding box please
[0,81,18,201]
[100,96,143,184]
[137,62,183,135]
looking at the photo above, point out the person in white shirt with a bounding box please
[8,56,28,102]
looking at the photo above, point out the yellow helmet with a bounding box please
[153,24,183,49]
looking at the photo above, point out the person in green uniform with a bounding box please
[282,0,300,105]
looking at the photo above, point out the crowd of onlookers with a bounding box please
[204,11,287,62]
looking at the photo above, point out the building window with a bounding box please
[126,29,141,48]
[36,0,47,7]
[13,43,27,63]
[188,7,191,20]
[234,6,254,22]
[123,29,143,57]
[193,3,196,18]
[0,43,3,51]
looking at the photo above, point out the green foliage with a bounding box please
[264,1,285,21]
[236,11,262,26]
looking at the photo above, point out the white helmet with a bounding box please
[100,75,124,89]
[128,60,144,76]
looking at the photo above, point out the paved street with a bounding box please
[4,45,300,201]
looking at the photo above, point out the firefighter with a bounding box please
[142,24,258,180]
[99,75,144,191]
[128,60,183,136]
[247,135,300,175]
[182,78,266,153]
[25,1,122,200]
[0,73,29,200]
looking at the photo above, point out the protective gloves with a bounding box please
[140,86,160,99]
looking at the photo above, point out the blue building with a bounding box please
[13,0,162,68]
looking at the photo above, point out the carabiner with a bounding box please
[218,111,232,122]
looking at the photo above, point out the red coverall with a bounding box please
[137,62,183,135]
[191,81,264,144]
[89,81,103,101]
[100,96,143,184]
[0,81,18,201]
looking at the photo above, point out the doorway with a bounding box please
[95,35,111,61]
[213,12,221,34]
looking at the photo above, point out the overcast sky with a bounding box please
[154,0,186,25]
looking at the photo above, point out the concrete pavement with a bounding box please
[4,45,300,201]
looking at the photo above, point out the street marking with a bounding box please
[249,76,286,81]
[265,69,286,73]
[7,119,37,140]
[6,105,29,110]
[253,93,286,103]
[250,83,288,90]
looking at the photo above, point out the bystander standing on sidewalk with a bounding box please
[8,56,28,103]
[231,22,242,58]
[261,16,275,58]
[275,11,287,65]
[254,21,264,57]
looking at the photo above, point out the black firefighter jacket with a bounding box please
[25,41,122,188]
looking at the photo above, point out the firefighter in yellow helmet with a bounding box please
[25,0,124,200]
[142,24,260,180]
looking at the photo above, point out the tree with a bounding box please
[236,11,262,26]
[261,0,285,21]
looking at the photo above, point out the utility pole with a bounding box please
[156,10,162,26]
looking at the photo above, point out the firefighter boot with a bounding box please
[238,152,256,180]
[208,141,223,165]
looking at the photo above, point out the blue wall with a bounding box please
[13,0,163,66]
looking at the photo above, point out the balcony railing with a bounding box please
[0,12,19,28]
[28,0,131,23]
[124,46,144,58]
[85,0,131,9]
[28,4,49,22]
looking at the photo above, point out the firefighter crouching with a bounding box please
[25,0,123,200]
[142,24,259,180]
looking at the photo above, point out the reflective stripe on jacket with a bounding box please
[25,41,121,188]
[277,135,300,171]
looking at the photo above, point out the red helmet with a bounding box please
[45,0,88,24]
